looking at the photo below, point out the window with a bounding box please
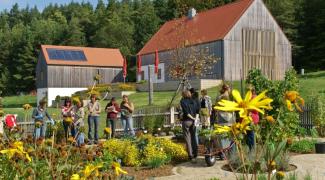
[46,48,87,61]
[141,71,145,80]
[157,69,162,80]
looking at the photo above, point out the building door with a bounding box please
[242,29,277,79]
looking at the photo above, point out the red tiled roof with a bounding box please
[41,45,123,67]
[138,0,253,55]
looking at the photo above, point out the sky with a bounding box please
[0,0,99,12]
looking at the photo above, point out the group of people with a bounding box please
[180,84,257,162]
[32,94,135,145]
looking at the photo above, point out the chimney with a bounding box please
[188,8,196,19]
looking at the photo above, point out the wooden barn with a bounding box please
[137,0,292,89]
[36,45,124,106]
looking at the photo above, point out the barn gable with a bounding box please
[223,0,292,80]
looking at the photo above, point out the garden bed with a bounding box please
[124,165,174,179]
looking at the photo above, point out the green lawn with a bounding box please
[299,71,325,100]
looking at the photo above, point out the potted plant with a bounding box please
[315,141,325,154]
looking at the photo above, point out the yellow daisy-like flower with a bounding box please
[70,174,80,180]
[213,125,231,134]
[23,104,32,110]
[72,97,81,105]
[266,116,275,123]
[82,163,103,178]
[0,141,32,162]
[93,74,102,81]
[232,116,252,135]
[104,127,111,134]
[215,89,273,118]
[285,91,304,112]
[112,162,128,176]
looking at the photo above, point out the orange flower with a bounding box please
[285,91,304,112]
[266,116,275,123]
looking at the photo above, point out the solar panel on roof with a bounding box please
[46,48,87,61]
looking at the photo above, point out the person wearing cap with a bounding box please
[32,99,53,140]
[87,94,101,144]
[105,97,120,138]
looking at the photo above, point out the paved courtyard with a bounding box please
[156,154,325,180]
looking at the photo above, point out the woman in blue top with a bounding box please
[32,99,52,140]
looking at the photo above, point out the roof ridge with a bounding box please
[41,45,120,50]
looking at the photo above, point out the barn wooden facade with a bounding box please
[137,0,292,87]
[36,45,123,106]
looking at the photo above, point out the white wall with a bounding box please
[37,88,87,106]
[37,88,48,106]
[137,63,165,83]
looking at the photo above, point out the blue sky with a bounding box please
[0,0,99,12]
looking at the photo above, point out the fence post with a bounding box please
[170,106,175,125]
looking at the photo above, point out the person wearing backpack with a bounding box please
[32,99,53,140]
[120,95,135,136]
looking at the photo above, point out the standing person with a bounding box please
[62,98,75,142]
[189,88,200,144]
[247,87,258,150]
[215,84,235,159]
[105,97,120,138]
[87,94,101,144]
[120,95,135,136]
[200,89,212,129]
[180,90,200,163]
[32,99,52,140]
[73,99,85,146]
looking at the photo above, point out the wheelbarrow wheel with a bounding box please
[205,146,217,167]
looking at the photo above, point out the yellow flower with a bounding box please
[213,125,231,134]
[112,162,128,176]
[266,116,275,123]
[285,91,304,112]
[215,89,273,118]
[72,97,81,105]
[35,121,43,128]
[64,117,73,124]
[23,104,32,110]
[68,137,75,144]
[104,127,111,134]
[231,116,252,135]
[276,171,285,178]
[94,74,102,81]
[0,141,32,162]
[70,174,80,180]
[82,163,103,178]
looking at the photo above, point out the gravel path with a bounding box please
[155,154,325,180]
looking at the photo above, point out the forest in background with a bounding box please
[0,0,324,95]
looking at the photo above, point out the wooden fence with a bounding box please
[15,104,314,137]
[16,107,180,136]
[299,103,313,132]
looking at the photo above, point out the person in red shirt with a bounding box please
[247,87,259,150]
[105,97,120,138]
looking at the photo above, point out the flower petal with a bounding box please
[232,90,243,103]
[244,90,252,102]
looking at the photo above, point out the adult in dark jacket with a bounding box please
[32,99,52,140]
[180,90,200,162]
[105,97,120,138]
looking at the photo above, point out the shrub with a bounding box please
[154,138,188,162]
[118,83,136,91]
[289,139,316,153]
[143,142,169,168]
[103,139,141,166]
[310,95,325,137]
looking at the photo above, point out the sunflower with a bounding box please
[0,141,32,162]
[70,174,80,180]
[213,125,231,134]
[112,162,128,176]
[285,91,304,112]
[232,116,252,135]
[215,89,273,118]
[23,104,32,110]
[82,163,103,178]
[64,117,73,125]
[35,121,43,128]
[276,171,285,179]
[104,127,111,134]
[266,116,275,123]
